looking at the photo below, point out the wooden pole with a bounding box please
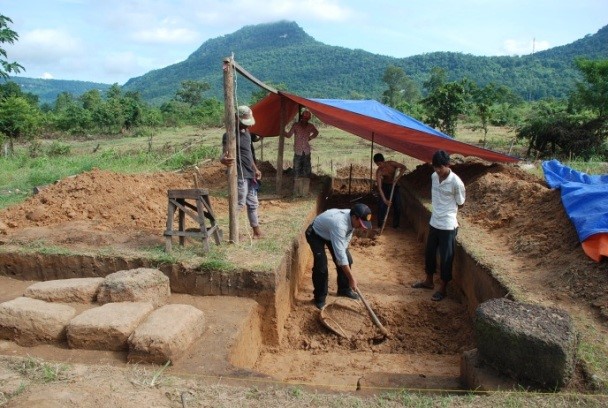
[369,132,375,194]
[276,96,286,195]
[223,57,238,243]
[348,164,353,196]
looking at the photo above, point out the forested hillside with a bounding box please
[10,21,608,106]
[8,77,112,106]
[122,21,608,105]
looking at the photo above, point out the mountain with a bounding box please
[10,21,608,106]
[8,77,112,106]
[122,21,608,105]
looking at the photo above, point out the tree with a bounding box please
[422,76,468,136]
[0,96,40,154]
[469,83,516,146]
[571,58,608,119]
[0,15,24,79]
[79,89,103,111]
[120,91,143,130]
[0,80,38,105]
[381,65,420,108]
[175,80,210,107]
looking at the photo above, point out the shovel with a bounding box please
[355,287,389,337]
[378,169,403,236]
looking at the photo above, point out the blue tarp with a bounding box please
[310,99,453,140]
[542,159,608,242]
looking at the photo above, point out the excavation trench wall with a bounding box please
[0,184,328,348]
[0,179,507,349]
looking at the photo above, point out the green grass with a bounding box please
[0,128,221,209]
[11,357,70,383]
[2,123,606,211]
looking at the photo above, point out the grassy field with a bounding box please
[3,121,608,210]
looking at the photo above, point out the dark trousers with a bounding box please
[377,184,401,228]
[305,224,352,301]
[425,225,458,282]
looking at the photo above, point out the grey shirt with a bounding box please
[222,128,255,179]
[312,209,353,266]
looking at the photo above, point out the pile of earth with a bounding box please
[404,157,608,322]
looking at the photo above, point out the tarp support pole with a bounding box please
[276,96,286,194]
[370,132,375,194]
[222,57,238,243]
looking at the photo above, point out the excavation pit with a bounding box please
[0,160,601,394]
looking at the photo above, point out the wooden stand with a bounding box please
[164,189,222,252]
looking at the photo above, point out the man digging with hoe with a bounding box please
[305,203,373,309]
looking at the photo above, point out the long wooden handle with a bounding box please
[355,287,389,337]
[379,169,402,235]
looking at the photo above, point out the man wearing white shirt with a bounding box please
[411,150,466,301]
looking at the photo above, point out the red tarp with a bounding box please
[249,92,519,164]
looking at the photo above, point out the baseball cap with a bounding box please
[351,203,372,229]
[237,105,255,126]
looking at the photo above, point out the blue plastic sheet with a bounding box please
[542,159,608,242]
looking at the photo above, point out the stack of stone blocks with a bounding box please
[0,268,206,365]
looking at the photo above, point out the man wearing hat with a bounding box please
[304,203,373,309]
[220,105,263,238]
[285,109,319,178]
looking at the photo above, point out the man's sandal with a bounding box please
[431,292,445,301]
[411,282,434,289]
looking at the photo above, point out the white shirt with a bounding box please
[312,209,353,266]
[429,170,466,230]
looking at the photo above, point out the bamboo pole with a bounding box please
[222,57,238,243]
[276,96,286,194]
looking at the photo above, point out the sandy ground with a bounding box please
[0,159,607,406]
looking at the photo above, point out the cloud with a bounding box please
[10,29,84,63]
[192,0,353,27]
[502,38,551,56]
[102,51,141,77]
[41,72,54,79]
[133,27,200,44]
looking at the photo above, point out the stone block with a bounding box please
[97,268,170,307]
[66,302,154,351]
[24,277,104,303]
[460,348,519,392]
[128,304,206,364]
[0,297,76,346]
[475,298,578,390]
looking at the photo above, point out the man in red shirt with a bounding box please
[285,109,319,179]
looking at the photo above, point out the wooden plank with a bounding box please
[232,60,278,94]
[167,189,209,199]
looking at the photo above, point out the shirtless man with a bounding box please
[373,153,407,229]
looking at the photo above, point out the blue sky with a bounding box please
[3,0,607,85]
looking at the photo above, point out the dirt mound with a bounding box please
[0,164,230,235]
[405,161,608,321]
[336,164,370,178]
